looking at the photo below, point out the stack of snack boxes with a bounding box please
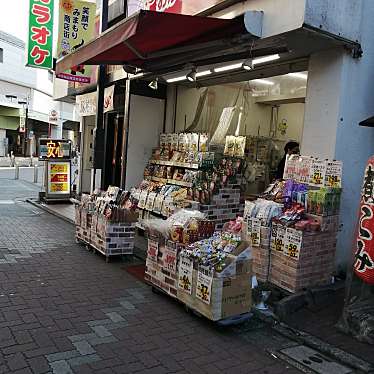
[268,156,342,293]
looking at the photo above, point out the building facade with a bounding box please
[54,0,374,271]
[0,30,77,157]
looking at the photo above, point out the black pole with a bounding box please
[93,0,109,191]
[120,79,131,189]
[24,106,28,157]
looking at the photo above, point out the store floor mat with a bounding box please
[123,264,146,282]
[277,345,353,374]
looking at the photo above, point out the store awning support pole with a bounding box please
[93,0,108,191]
[120,79,131,189]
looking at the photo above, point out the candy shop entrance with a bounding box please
[163,70,309,196]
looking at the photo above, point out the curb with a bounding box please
[26,198,75,225]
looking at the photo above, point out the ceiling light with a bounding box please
[166,76,187,83]
[196,70,212,77]
[148,78,158,90]
[214,63,243,73]
[287,72,308,80]
[251,79,275,86]
[242,59,253,71]
[252,54,280,65]
[186,68,197,82]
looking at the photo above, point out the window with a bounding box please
[0,48,3,63]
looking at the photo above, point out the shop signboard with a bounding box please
[27,0,54,69]
[56,0,96,83]
[178,255,193,294]
[19,108,26,133]
[128,0,228,16]
[39,139,72,160]
[76,92,97,116]
[103,85,115,113]
[196,266,213,305]
[354,157,374,285]
[47,161,71,195]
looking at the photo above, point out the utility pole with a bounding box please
[92,0,109,191]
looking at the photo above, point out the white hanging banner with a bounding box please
[210,107,235,144]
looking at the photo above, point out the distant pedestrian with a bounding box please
[276,141,300,179]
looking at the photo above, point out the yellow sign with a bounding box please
[50,163,68,173]
[48,162,70,195]
[56,0,96,83]
[50,183,69,192]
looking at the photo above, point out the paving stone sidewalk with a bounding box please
[0,180,302,374]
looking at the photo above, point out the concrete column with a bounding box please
[302,0,374,269]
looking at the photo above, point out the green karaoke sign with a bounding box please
[27,0,54,69]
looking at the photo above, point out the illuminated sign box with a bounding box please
[39,139,71,160]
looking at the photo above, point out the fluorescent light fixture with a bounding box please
[287,72,308,80]
[214,63,243,73]
[252,54,280,65]
[196,70,212,77]
[166,75,187,83]
[251,79,275,86]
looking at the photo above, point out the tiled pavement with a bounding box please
[0,180,302,374]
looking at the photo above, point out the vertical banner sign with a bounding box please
[354,156,374,285]
[56,0,96,83]
[27,0,54,69]
[19,108,26,133]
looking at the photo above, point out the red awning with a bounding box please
[56,10,246,74]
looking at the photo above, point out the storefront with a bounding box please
[57,0,374,275]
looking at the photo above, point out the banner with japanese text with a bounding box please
[27,0,54,69]
[56,0,96,83]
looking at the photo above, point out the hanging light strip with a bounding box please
[214,62,243,73]
[251,79,274,85]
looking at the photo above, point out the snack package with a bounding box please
[224,135,235,157]
[199,133,209,152]
[172,133,179,151]
[190,133,199,152]
[160,134,167,149]
[178,133,187,152]
[167,133,173,151]
[234,136,246,157]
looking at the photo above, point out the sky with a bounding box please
[0,0,29,42]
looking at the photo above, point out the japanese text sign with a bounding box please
[39,139,71,160]
[48,161,71,195]
[354,157,374,285]
[57,0,96,83]
[27,0,54,69]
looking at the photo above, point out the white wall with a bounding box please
[174,85,304,143]
[126,95,165,190]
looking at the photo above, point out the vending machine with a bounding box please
[39,139,72,202]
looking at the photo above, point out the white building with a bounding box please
[0,30,77,157]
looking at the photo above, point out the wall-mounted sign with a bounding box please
[56,0,96,83]
[128,0,227,16]
[27,0,54,69]
[39,139,72,160]
[19,108,26,133]
[103,85,115,113]
[76,92,97,116]
[47,161,71,195]
[49,109,59,125]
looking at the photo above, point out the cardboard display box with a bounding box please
[178,270,252,321]
[269,231,336,293]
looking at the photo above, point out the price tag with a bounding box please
[196,266,213,305]
[325,160,342,188]
[178,255,193,294]
[275,225,286,253]
[251,218,261,247]
[310,159,327,187]
[147,239,159,261]
[284,228,303,259]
